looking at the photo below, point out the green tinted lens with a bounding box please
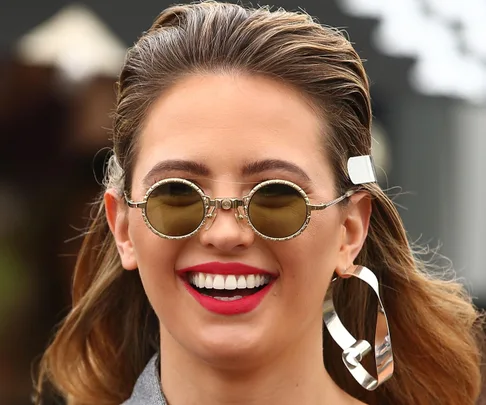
[248,183,307,238]
[145,181,205,237]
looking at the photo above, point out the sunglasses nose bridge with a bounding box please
[204,198,245,231]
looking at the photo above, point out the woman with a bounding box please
[35,2,484,404]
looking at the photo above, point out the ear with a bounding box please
[336,191,372,277]
[104,189,138,270]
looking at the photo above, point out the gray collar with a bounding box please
[122,354,167,405]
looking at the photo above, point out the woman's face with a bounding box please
[108,73,369,368]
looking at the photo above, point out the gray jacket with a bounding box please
[122,355,167,404]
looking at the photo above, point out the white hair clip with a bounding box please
[347,156,377,185]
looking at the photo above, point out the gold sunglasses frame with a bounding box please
[125,178,356,241]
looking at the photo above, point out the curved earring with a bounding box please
[323,266,394,390]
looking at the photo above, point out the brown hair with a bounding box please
[35,2,484,404]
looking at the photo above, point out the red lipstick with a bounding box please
[178,262,276,315]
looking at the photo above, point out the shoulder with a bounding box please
[121,354,167,405]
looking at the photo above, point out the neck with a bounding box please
[158,322,363,405]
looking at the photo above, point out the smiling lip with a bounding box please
[177,262,275,276]
[178,262,276,315]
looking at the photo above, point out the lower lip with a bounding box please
[183,280,274,315]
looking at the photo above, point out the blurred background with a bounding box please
[0,0,485,404]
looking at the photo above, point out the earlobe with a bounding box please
[104,189,138,270]
[335,191,372,277]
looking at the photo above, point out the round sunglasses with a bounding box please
[125,178,355,241]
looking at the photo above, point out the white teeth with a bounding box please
[225,275,237,290]
[213,275,225,290]
[189,272,271,290]
[204,275,213,289]
[255,274,262,287]
[214,295,244,301]
[198,273,205,288]
[237,276,247,289]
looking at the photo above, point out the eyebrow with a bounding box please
[142,159,211,187]
[142,158,311,188]
[242,159,311,183]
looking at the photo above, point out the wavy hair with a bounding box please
[35,2,484,404]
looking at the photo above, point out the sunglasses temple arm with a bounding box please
[124,193,146,209]
[309,190,356,211]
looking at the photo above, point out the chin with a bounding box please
[190,324,273,369]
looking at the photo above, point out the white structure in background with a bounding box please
[339,0,486,104]
[339,0,486,298]
[451,105,486,298]
[15,3,127,82]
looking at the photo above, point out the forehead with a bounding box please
[134,73,332,186]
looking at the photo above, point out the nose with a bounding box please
[198,199,255,252]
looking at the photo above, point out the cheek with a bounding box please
[277,214,342,297]
[265,219,341,337]
[129,217,184,307]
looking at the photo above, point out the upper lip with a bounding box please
[177,262,277,276]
